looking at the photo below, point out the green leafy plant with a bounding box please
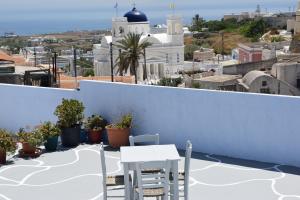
[36,122,61,140]
[17,129,43,148]
[107,114,133,129]
[84,115,107,131]
[0,129,17,153]
[54,99,85,128]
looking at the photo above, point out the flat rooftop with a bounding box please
[195,75,242,83]
[0,144,300,200]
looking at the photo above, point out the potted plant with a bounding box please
[37,122,61,152]
[106,114,132,148]
[84,115,107,144]
[0,129,17,164]
[54,99,85,147]
[17,128,43,155]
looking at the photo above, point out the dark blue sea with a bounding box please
[0,2,295,36]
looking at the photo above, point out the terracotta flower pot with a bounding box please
[0,149,6,165]
[22,142,36,154]
[88,130,102,144]
[106,127,130,148]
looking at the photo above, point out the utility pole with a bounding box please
[73,49,78,89]
[34,47,37,67]
[220,31,225,60]
[110,42,114,82]
[143,48,147,81]
[54,52,57,84]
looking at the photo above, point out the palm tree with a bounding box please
[115,32,152,84]
[115,50,130,76]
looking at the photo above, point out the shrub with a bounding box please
[0,129,17,153]
[107,114,133,129]
[54,99,85,128]
[36,122,61,140]
[17,129,43,148]
[84,115,107,131]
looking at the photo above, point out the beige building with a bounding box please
[271,62,300,90]
[287,0,300,34]
[194,75,241,91]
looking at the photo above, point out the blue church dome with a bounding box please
[124,7,148,22]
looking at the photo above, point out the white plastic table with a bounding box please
[121,144,181,200]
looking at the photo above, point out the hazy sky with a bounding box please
[0,0,297,12]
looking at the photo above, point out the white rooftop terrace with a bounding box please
[0,81,300,199]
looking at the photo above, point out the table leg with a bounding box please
[173,161,179,200]
[172,161,179,200]
[124,163,131,200]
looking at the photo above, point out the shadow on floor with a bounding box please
[177,149,300,176]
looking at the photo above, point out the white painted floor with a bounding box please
[0,144,300,200]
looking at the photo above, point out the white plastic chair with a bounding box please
[129,134,160,146]
[170,140,192,200]
[100,143,131,200]
[134,160,171,200]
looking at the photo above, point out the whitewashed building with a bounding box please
[93,7,184,82]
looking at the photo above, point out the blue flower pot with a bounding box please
[44,136,59,152]
[80,129,88,143]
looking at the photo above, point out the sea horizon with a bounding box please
[0,3,295,36]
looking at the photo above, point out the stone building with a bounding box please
[193,48,215,62]
[237,70,300,96]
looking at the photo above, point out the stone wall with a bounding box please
[223,58,277,76]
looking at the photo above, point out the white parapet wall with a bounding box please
[0,84,77,132]
[0,81,300,167]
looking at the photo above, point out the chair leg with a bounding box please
[103,184,107,200]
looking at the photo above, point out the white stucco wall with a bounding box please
[0,81,300,167]
[0,84,77,132]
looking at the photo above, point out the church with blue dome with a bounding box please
[93,6,184,83]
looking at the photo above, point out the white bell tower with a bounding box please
[112,17,128,42]
[167,15,183,45]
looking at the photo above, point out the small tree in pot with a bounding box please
[18,129,43,155]
[106,114,132,148]
[0,129,17,164]
[37,122,61,152]
[54,99,85,147]
[84,115,107,144]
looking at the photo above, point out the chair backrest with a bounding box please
[184,140,192,200]
[100,143,107,185]
[135,160,171,200]
[129,134,160,146]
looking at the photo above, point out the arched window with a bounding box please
[166,54,169,64]
[297,72,300,89]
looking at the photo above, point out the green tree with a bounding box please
[240,19,266,40]
[83,69,95,77]
[115,33,152,84]
[191,14,205,31]
[184,44,201,61]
